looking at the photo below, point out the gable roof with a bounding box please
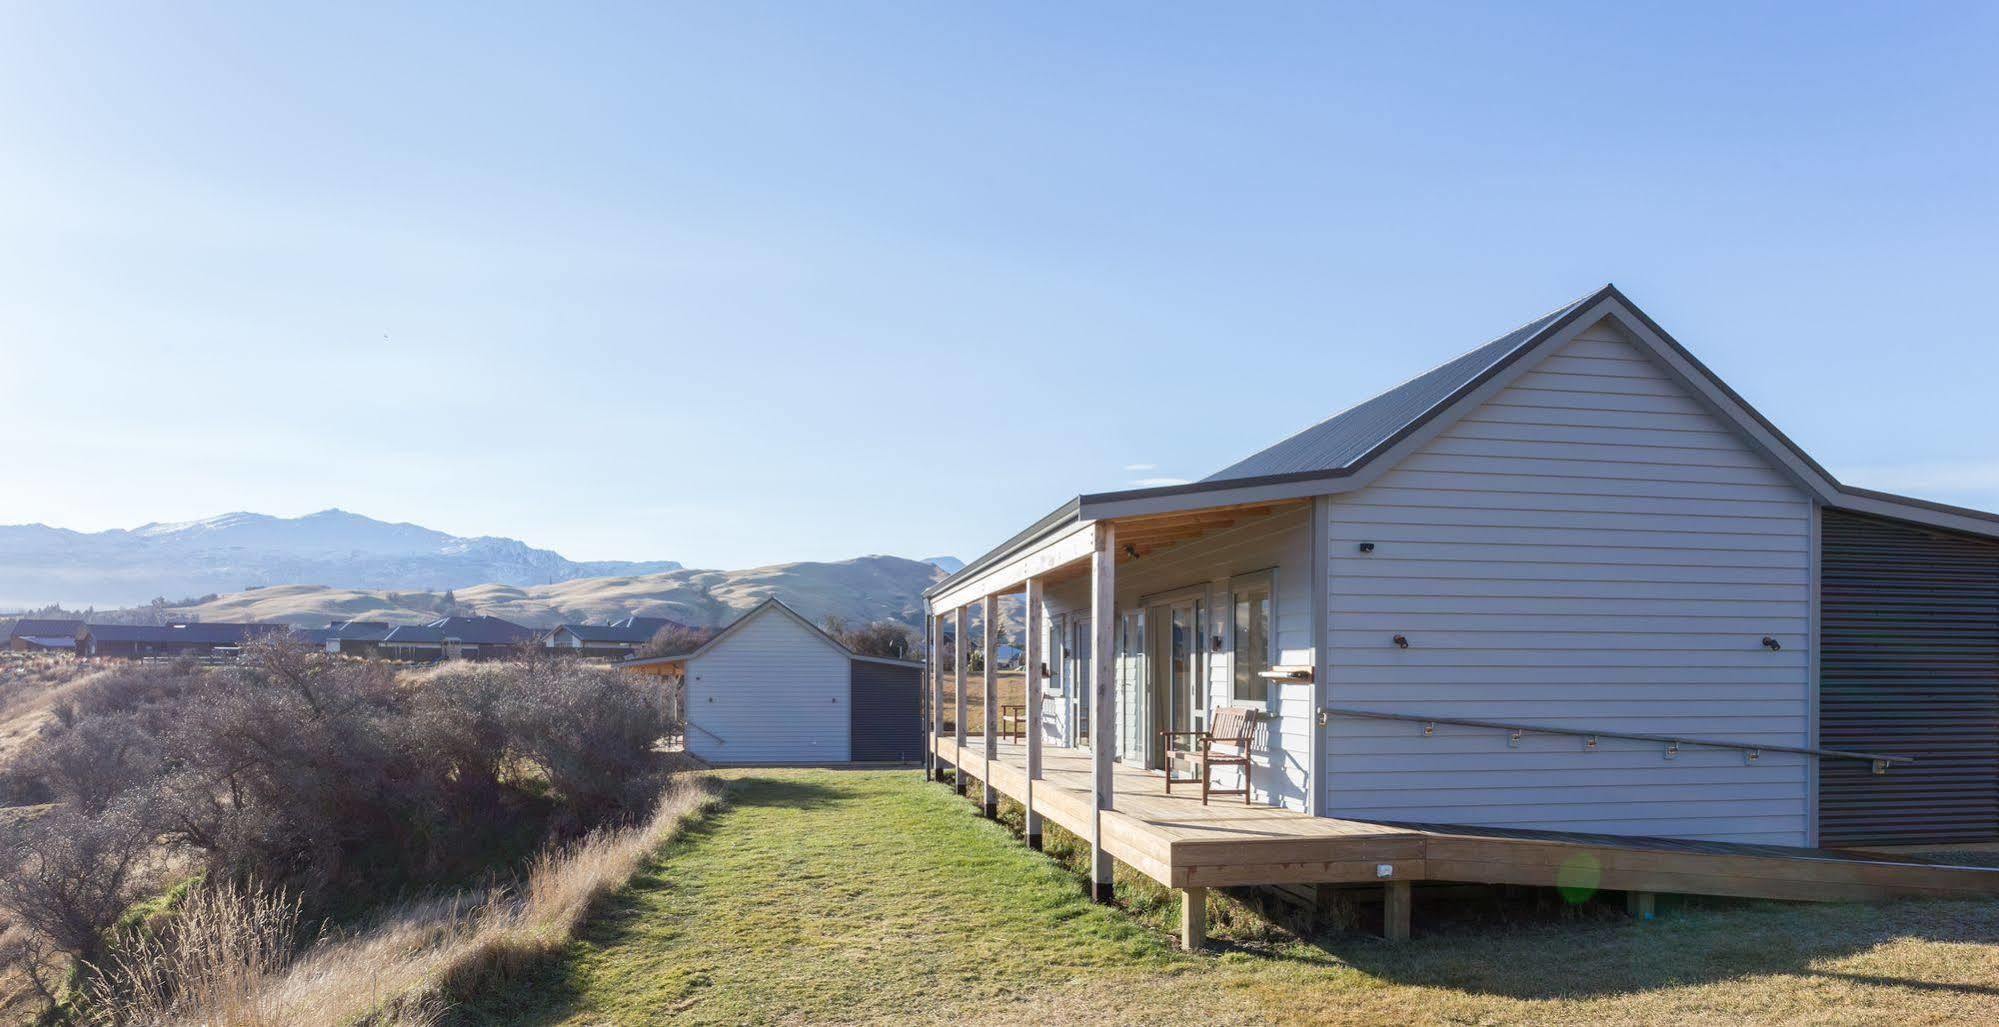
[419,616,535,645]
[928,284,1999,599]
[552,615,685,644]
[7,619,84,640]
[81,623,283,644]
[617,598,922,669]
[1202,293,1597,484]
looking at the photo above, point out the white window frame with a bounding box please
[1225,568,1277,711]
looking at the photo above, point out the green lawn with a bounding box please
[455,769,1999,1026]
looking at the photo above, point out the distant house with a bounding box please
[620,598,922,766]
[545,615,687,659]
[79,622,285,659]
[378,615,535,661]
[7,618,85,652]
[324,620,394,657]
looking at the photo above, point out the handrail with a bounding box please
[1321,706,1910,774]
[685,720,726,745]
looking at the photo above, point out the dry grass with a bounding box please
[81,778,719,1027]
[464,769,1999,1027]
[940,671,1028,736]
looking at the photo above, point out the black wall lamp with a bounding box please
[1393,634,1409,649]
[1762,636,1782,651]
[1358,542,1376,553]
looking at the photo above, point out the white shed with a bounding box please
[623,598,923,766]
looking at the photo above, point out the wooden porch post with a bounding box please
[1089,522,1116,903]
[954,605,968,797]
[929,611,944,783]
[1023,576,1044,849]
[1626,891,1657,921]
[981,594,998,818]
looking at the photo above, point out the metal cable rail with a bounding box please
[1321,706,1910,774]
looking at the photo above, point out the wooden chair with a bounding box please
[1161,705,1259,805]
[998,704,1028,743]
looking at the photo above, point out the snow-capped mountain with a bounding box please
[0,509,682,609]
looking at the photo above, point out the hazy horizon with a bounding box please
[3,4,1994,569]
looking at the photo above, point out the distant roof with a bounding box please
[381,625,446,644]
[328,620,394,641]
[553,615,685,644]
[422,616,535,645]
[82,623,284,644]
[15,636,78,650]
[290,627,336,645]
[7,619,84,640]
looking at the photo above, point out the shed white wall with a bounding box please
[684,607,853,764]
[1323,317,1814,844]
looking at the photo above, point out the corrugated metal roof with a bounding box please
[1201,292,1597,484]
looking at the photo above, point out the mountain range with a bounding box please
[0,509,683,610]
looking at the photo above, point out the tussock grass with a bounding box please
[83,779,719,1027]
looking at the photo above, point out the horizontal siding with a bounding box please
[686,607,852,764]
[1325,317,1813,843]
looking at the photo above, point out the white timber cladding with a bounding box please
[1323,317,1814,844]
[1042,505,1317,811]
[683,605,853,764]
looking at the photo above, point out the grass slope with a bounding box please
[460,770,1999,1026]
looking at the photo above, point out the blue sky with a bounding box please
[1,3,1993,570]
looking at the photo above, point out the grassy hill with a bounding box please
[160,554,946,629]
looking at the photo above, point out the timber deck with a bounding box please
[932,734,1999,902]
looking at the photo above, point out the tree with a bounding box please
[637,622,713,660]
[823,617,916,660]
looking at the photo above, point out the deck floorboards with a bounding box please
[932,733,1999,901]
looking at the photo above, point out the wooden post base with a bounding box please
[1180,887,1207,951]
[1025,833,1043,851]
[1626,890,1657,921]
[1383,880,1412,942]
[1090,878,1114,904]
[982,801,997,819]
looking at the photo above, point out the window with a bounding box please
[1231,573,1273,703]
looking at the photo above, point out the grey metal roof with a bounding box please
[1201,291,1598,484]
[7,618,84,639]
[555,615,685,644]
[420,616,534,645]
[82,623,283,644]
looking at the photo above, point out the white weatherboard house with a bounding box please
[624,598,924,766]
[923,284,1999,931]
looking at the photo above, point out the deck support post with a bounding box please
[1023,576,1044,849]
[954,605,968,798]
[1383,880,1411,943]
[1088,522,1117,903]
[1180,887,1207,951]
[981,594,998,818]
[1626,890,1657,921]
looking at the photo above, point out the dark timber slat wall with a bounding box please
[849,659,922,763]
[1820,509,1999,846]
